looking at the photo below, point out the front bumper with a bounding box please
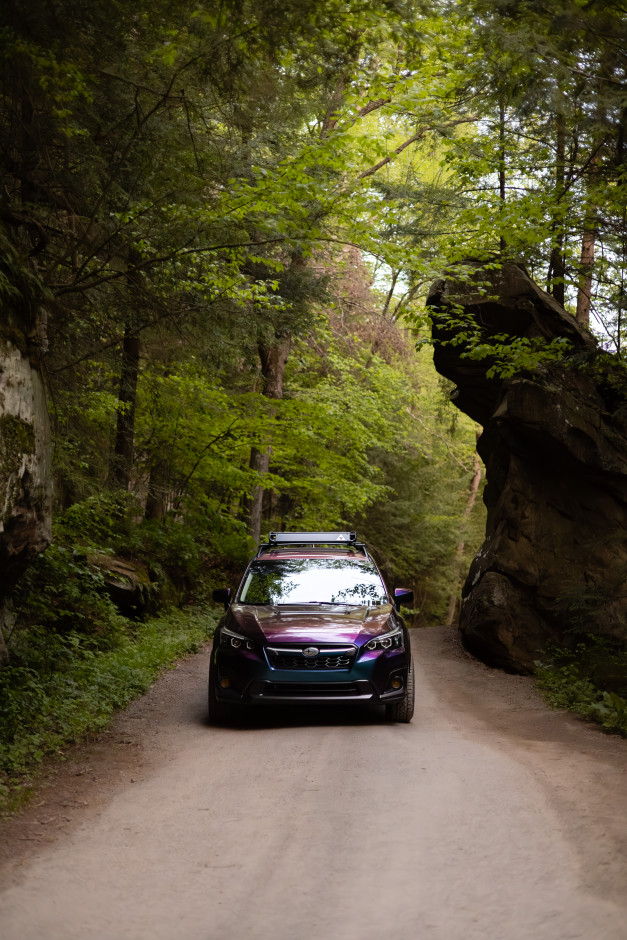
[212,643,409,706]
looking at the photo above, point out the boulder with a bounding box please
[88,554,158,619]
[428,262,627,672]
[0,335,52,664]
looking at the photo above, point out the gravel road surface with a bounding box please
[1,626,626,940]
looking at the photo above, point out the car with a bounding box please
[209,531,415,723]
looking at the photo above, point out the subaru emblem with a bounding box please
[303,647,319,658]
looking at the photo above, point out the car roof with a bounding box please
[255,547,370,562]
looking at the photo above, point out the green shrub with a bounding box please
[535,637,627,736]
[12,544,127,650]
[56,492,139,546]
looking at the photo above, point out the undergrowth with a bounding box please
[535,636,627,736]
[0,606,219,812]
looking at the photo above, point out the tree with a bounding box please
[424,0,627,340]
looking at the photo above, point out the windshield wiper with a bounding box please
[275,601,355,607]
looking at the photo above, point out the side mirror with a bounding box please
[212,587,232,611]
[394,588,414,611]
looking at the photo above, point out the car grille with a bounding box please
[258,682,365,697]
[266,646,356,670]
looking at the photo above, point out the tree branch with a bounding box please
[172,421,239,513]
[359,116,479,180]
[52,236,289,297]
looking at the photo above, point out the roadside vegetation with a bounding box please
[535,639,627,737]
[0,601,219,811]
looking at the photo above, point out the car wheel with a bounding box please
[208,654,231,725]
[385,657,415,723]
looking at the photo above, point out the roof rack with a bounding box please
[268,531,357,544]
[256,532,368,558]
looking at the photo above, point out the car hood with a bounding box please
[226,603,397,645]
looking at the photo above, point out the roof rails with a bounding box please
[268,531,357,544]
[256,532,368,558]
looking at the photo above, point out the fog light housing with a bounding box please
[391,677,403,690]
[220,677,230,689]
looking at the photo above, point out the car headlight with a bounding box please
[220,626,255,650]
[365,628,404,652]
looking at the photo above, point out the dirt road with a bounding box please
[1,627,626,940]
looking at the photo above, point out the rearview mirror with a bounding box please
[212,587,232,611]
[394,588,414,611]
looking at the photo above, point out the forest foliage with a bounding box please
[1,0,627,776]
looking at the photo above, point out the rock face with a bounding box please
[0,335,52,664]
[428,262,627,672]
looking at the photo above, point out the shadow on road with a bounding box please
[201,702,389,731]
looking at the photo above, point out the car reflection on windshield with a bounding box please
[238,558,388,607]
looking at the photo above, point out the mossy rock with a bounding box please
[88,554,159,619]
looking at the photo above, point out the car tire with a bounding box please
[385,657,415,723]
[208,654,231,725]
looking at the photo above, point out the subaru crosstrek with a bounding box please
[209,532,414,723]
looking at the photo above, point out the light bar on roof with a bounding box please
[268,531,357,544]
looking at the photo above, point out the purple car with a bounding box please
[209,531,414,723]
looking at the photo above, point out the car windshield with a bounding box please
[238,557,388,607]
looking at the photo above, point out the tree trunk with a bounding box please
[445,446,483,626]
[576,143,603,327]
[576,50,611,328]
[245,243,304,541]
[247,447,271,544]
[258,338,290,399]
[549,108,566,306]
[110,248,145,490]
[498,96,507,255]
[145,459,169,521]
[576,225,596,327]
[246,333,291,543]
[110,323,140,489]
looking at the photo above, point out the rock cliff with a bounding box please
[0,334,52,664]
[428,262,627,672]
